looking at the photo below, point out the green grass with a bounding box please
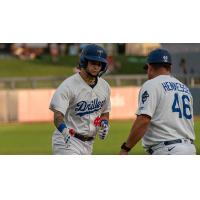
[0,56,76,77]
[0,123,53,154]
[0,55,146,78]
[0,120,199,155]
[111,55,146,74]
[93,120,146,155]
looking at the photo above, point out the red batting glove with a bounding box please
[69,128,75,137]
[94,116,101,127]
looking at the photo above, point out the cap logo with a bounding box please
[97,49,103,57]
[163,55,168,62]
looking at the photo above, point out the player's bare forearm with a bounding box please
[53,110,65,128]
[125,115,151,150]
[100,112,109,121]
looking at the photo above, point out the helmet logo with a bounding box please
[97,49,103,57]
[163,55,168,62]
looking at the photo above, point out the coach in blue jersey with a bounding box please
[120,48,196,155]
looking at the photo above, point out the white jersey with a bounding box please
[136,75,195,148]
[49,73,111,138]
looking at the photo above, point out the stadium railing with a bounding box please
[0,74,200,89]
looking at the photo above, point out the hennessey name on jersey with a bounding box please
[162,81,190,94]
[75,98,106,117]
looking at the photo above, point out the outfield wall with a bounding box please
[0,87,199,123]
[0,87,140,123]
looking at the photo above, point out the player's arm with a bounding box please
[120,81,157,154]
[53,109,75,143]
[100,112,109,121]
[53,110,65,128]
[120,114,151,155]
[97,112,110,140]
[97,84,111,140]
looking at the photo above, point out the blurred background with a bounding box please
[1,43,200,84]
[0,43,199,154]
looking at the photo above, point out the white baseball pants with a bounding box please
[52,131,93,155]
[147,139,196,155]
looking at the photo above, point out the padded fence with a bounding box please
[0,87,199,123]
[0,87,140,122]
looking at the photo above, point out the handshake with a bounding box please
[94,117,110,140]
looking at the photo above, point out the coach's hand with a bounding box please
[98,120,109,140]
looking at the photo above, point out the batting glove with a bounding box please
[57,123,75,145]
[98,120,109,140]
[62,128,75,144]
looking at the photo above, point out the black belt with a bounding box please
[163,139,194,146]
[147,139,194,155]
[74,133,94,142]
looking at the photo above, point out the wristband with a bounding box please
[100,119,109,126]
[121,142,131,152]
[57,123,67,133]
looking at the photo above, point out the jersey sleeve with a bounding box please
[49,82,71,116]
[136,81,159,118]
[101,84,111,113]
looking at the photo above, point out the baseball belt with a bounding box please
[74,133,94,142]
[163,139,194,146]
[147,138,194,154]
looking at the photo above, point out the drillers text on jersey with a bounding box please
[75,98,106,117]
[162,81,190,94]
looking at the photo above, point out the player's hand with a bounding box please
[98,120,109,140]
[62,128,75,145]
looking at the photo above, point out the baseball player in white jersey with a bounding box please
[49,44,111,155]
[120,48,196,155]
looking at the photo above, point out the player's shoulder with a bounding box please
[98,77,111,88]
[56,73,79,92]
[170,76,191,94]
[142,77,160,90]
[158,75,190,91]
[142,75,174,89]
[170,76,188,86]
[60,73,79,86]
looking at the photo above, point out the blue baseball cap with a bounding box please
[146,48,172,64]
[143,48,172,70]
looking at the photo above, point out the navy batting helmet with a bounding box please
[79,44,108,76]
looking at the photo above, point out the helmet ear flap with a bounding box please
[79,56,88,68]
[98,63,108,77]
